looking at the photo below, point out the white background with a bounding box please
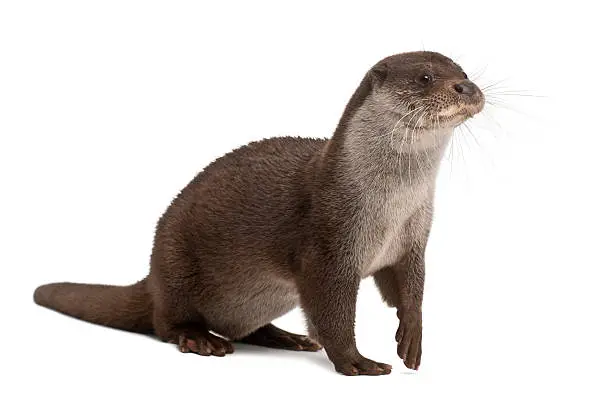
[1,1,610,400]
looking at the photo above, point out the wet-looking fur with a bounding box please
[34,51,484,375]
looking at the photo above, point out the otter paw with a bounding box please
[268,332,322,351]
[177,331,234,357]
[238,324,322,352]
[334,356,392,376]
[396,312,422,370]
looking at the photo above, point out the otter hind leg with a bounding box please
[150,288,235,357]
[237,323,322,352]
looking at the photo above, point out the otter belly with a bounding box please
[201,273,300,339]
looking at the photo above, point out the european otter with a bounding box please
[34,51,484,375]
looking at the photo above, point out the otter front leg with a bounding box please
[374,205,431,370]
[374,254,425,370]
[392,258,424,371]
[299,262,392,376]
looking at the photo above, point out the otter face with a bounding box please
[370,51,484,131]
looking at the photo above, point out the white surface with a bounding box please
[1,1,610,400]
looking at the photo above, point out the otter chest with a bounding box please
[354,183,430,277]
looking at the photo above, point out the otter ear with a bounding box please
[370,63,388,87]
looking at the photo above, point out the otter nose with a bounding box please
[454,81,477,95]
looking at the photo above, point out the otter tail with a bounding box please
[33,279,153,333]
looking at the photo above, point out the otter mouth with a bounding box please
[438,100,484,117]
[438,107,478,121]
[394,98,484,132]
[429,101,484,128]
[438,110,470,121]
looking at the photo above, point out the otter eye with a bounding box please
[462,72,468,79]
[417,73,433,85]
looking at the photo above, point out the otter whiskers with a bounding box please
[398,106,431,186]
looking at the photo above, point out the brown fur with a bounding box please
[34,51,484,375]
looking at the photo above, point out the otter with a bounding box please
[34,51,484,376]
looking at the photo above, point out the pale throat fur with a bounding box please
[340,95,451,278]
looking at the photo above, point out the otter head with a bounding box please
[366,51,484,139]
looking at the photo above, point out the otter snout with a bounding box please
[452,79,484,116]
